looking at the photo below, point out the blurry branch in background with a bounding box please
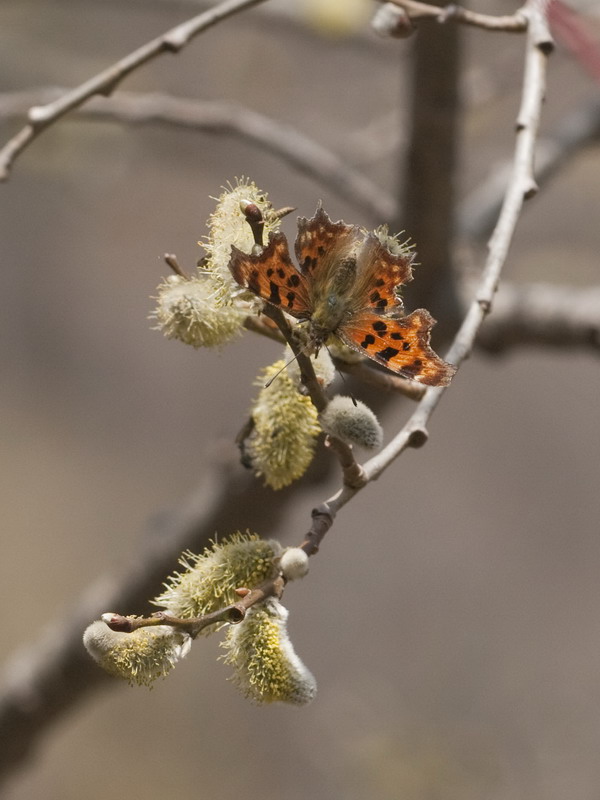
[0,0,270,181]
[302,0,555,552]
[1,0,598,788]
[460,99,600,240]
[398,0,462,335]
[0,89,393,222]
[0,448,300,789]
[477,283,600,354]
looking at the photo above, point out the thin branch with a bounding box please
[301,0,553,547]
[260,304,367,490]
[103,573,285,637]
[0,88,394,221]
[0,0,270,181]
[381,0,528,32]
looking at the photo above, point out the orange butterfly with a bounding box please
[229,206,455,386]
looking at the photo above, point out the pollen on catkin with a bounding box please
[83,620,191,687]
[153,532,281,628]
[222,598,317,705]
[153,274,245,348]
[320,395,383,450]
[202,177,281,303]
[246,360,321,490]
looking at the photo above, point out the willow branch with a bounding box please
[260,304,367,489]
[382,0,528,31]
[103,573,285,637]
[301,0,553,552]
[0,0,269,181]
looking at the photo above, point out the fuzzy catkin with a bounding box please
[320,395,383,450]
[83,621,190,687]
[222,598,317,705]
[153,532,281,628]
[247,361,321,489]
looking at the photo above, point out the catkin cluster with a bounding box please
[84,533,315,704]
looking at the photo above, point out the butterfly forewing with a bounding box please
[229,232,310,317]
[351,233,414,316]
[339,309,456,386]
[295,206,362,281]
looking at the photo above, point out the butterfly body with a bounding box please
[229,206,456,386]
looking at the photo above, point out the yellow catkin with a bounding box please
[247,361,321,490]
[153,532,281,630]
[222,598,316,705]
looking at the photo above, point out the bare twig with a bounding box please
[260,304,367,489]
[0,88,394,221]
[301,0,554,546]
[0,0,270,181]
[382,0,528,32]
[103,573,285,636]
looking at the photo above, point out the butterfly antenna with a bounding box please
[325,344,358,406]
[264,350,302,388]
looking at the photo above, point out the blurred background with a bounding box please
[0,1,599,798]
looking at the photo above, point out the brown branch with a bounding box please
[382,0,528,32]
[102,573,285,637]
[0,0,270,182]
[0,88,394,221]
[260,304,366,489]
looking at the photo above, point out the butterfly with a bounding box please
[228,206,456,386]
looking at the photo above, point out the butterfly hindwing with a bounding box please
[339,309,456,386]
[229,232,310,317]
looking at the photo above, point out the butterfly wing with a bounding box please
[339,309,456,386]
[351,232,415,315]
[294,205,361,280]
[229,232,311,317]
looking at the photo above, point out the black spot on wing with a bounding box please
[372,320,387,333]
[269,281,281,305]
[360,333,376,348]
[390,332,403,340]
[287,273,301,288]
[376,346,400,362]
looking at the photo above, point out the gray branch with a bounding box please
[0,89,394,222]
[477,282,600,353]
